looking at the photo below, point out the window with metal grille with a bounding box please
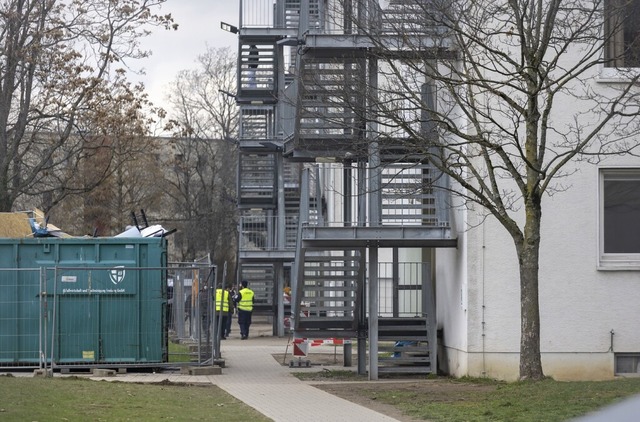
[615,353,640,375]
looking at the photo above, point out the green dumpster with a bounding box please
[0,237,167,367]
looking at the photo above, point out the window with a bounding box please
[605,1,640,67]
[615,353,640,375]
[599,169,640,268]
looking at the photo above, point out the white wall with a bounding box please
[435,199,470,376]
[536,156,640,380]
[439,150,640,381]
[431,13,640,379]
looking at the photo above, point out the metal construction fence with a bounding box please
[166,261,220,365]
[0,263,218,371]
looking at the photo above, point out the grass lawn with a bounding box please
[3,368,640,422]
[0,375,271,422]
[392,377,640,421]
[296,371,640,421]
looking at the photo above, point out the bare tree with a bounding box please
[32,69,170,236]
[303,0,640,379]
[0,0,175,213]
[164,46,239,277]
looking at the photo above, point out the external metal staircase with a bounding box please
[235,0,455,376]
[292,237,438,374]
[288,161,448,374]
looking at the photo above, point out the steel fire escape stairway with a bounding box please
[282,0,453,374]
[291,160,449,373]
[235,0,454,372]
[237,155,306,315]
[236,36,290,320]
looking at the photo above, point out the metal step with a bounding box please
[377,317,434,374]
[378,317,429,332]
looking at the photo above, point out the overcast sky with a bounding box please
[134,0,239,112]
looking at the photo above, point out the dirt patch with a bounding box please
[314,381,429,422]
[273,353,497,422]
[310,379,496,422]
[311,380,496,422]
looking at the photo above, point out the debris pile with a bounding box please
[0,208,174,239]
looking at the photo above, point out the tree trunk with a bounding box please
[518,198,545,380]
[0,178,11,212]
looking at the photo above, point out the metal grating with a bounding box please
[239,43,277,93]
[239,264,275,310]
[240,106,275,140]
[238,152,276,206]
[381,162,440,226]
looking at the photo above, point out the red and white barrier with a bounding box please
[291,337,352,357]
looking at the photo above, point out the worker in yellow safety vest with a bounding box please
[236,280,254,340]
[214,284,231,340]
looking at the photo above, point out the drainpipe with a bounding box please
[481,220,486,376]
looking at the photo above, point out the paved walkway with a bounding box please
[89,324,401,422]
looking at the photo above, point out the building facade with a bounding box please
[232,0,640,380]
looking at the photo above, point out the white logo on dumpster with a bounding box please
[109,266,126,285]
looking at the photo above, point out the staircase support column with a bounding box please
[275,262,285,337]
[368,247,379,380]
[357,160,367,375]
[275,153,286,337]
[424,261,438,374]
[367,50,381,381]
[357,246,367,375]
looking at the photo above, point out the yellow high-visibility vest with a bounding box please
[237,288,254,311]
[215,289,230,312]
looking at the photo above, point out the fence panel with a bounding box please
[0,268,43,368]
[167,263,216,364]
[46,266,166,369]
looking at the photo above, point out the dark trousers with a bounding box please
[225,312,233,337]
[237,309,253,338]
[214,314,228,339]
